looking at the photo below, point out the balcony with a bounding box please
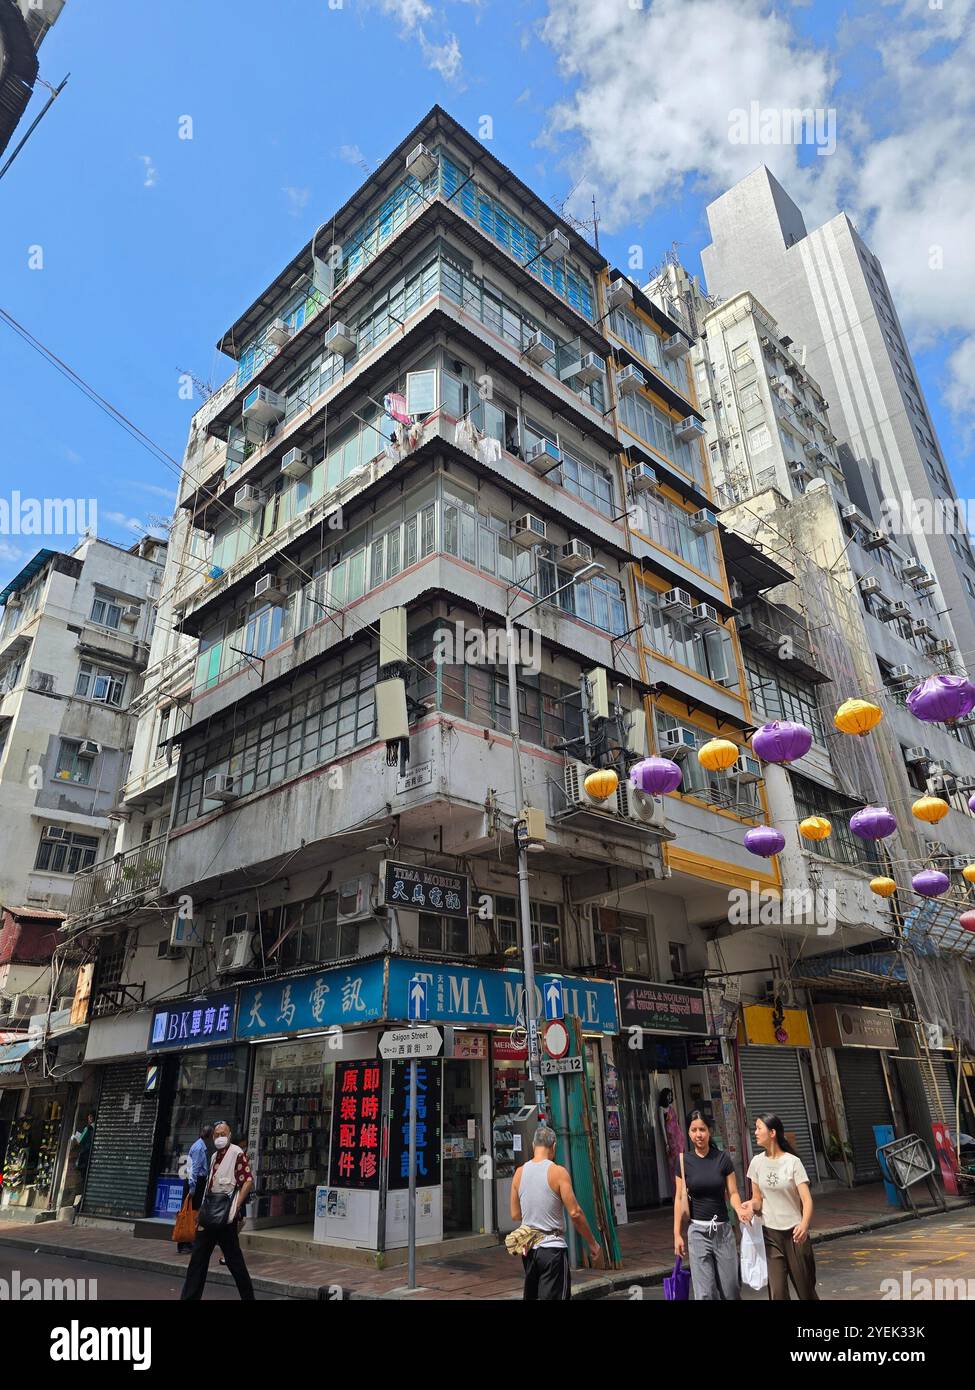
[66,833,168,925]
[737,597,832,684]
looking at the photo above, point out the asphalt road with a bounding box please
[613,1207,975,1299]
[0,1246,288,1301]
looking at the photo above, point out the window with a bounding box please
[34,831,100,875]
[653,710,760,814]
[745,655,825,744]
[55,739,96,785]
[417,913,470,956]
[791,774,880,871]
[668,941,687,980]
[90,597,123,630]
[593,909,655,975]
[75,662,126,707]
[640,585,735,686]
[264,894,357,971]
[494,896,562,966]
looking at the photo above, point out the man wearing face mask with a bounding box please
[180,1121,255,1301]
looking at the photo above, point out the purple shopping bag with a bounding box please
[663,1255,691,1301]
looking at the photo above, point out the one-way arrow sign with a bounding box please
[544,978,564,1021]
[408,976,428,1022]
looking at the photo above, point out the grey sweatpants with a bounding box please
[688,1220,740,1300]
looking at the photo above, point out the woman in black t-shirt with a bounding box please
[673,1110,744,1300]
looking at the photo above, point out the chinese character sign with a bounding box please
[383,862,469,919]
[148,991,238,1051]
[236,959,386,1040]
[328,1061,383,1191]
[388,1059,442,1191]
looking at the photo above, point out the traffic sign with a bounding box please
[543,1020,569,1059]
[407,975,428,1022]
[543,978,564,1021]
[379,1027,443,1059]
[540,1056,583,1077]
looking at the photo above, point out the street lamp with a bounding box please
[505,560,604,1092]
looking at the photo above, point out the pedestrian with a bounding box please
[71,1112,96,1177]
[673,1109,743,1300]
[739,1113,817,1301]
[509,1125,603,1301]
[177,1124,213,1254]
[180,1121,255,1301]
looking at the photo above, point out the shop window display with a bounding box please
[248,1039,335,1224]
[157,1046,248,1187]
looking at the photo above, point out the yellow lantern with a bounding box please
[870,877,897,898]
[911,795,949,824]
[833,698,883,736]
[697,738,740,772]
[962,864,975,885]
[584,768,619,801]
[799,816,831,841]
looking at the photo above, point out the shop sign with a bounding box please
[448,1031,488,1060]
[739,1005,812,1048]
[388,957,619,1033]
[148,991,237,1051]
[617,980,708,1036]
[492,1034,527,1061]
[388,1058,442,1190]
[153,1177,185,1218]
[328,1060,383,1190]
[236,959,386,1040]
[813,1004,897,1051]
[687,1037,723,1064]
[381,861,469,918]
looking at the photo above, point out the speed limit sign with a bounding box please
[543,1020,570,1059]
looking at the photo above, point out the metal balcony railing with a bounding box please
[67,833,168,920]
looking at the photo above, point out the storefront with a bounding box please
[814,1003,896,1182]
[738,1004,818,1182]
[0,1034,76,1217]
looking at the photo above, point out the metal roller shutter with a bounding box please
[739,1046,816,1180]
[834,1050,893,1181]
[919,1056,957,1131]
[82,1061,159,1219]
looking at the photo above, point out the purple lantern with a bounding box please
[849,805,897,841]
[751,720,813,765]
[744,825,786,857]
[969,793,975,815]
[912,869,950,898]
[906,675,975,724]
[630,756,682,796]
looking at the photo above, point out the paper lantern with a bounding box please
[962,865,975,885]
[969,794,975,814]
[584,768,619,801]
[751,721,813,765]
[799,816,832,841]
[697,738,740,772]
[960,911,975,933]
[870,877,897,898]
[744,825,786,857]
[833,698,883,736]
[912,869,950,898]
[630,757,682,796]
[911,795,949,825]
[906,674,975,725]
[849,806,897,841]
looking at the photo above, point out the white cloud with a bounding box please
[0,543,27,568]
[283,185,310,217]
[370,0,466,82]
[377,0,433,25]
[131,482,177,501]
[338,143,367,168]
[419,31,463,81]
[138,155,157,189]
[104,511,146,532]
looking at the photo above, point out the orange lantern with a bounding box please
[833,698,883,736]
[584,768,619,802]
[911,796,949,825]
[870,877,897,898]
[799,816,832,841]
[962,864,975,885]
[697,738,740,772]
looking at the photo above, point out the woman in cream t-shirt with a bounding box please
[740,1113,818,1300]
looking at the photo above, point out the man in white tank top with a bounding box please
[511,1126,603,1300]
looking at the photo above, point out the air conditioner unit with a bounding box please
[405,143,437,181]
[241,385,285,428]
[5,594,22,610]
[540,229,571,261]
[616,365,646,396]
[12,994,46,1019]
[525,438,562,472]
[728,754,762,784]
[234,484,265,513]
[928,639,954,656]
[78,740,101,757]
[884,601,910,620]
[338,874,378,925]
[863,530,889,551]
[561,352,605,387]
[789,460,811,480]
[203,773,239,802]
[888,664,915,683]
[325,322,357,357]
[912,617,932,636]
[280,446,309,478]
[606,279,633,311]
[217,931,257,974]
[902,559,925,580]
[913,570,937,590]
[690,508,718,534]
[524,329,557,366]
[265,317,292,348]
[675,417,705,442]
[904,746,932,764]
[840,504,869,530]
[628,461,659,494]
[662,333,690,361]
[663,728,697,759]
[688,602,719,629]
[564,759,617,811]
[121,605,141,622]
[511,513,547,547]
[254,574,288,606]
[561,539,594,572]
[169,911,199,951]
[43,826,66,840]
[661,587,693,615]
[619,784,667,828]
[859,576,882,595]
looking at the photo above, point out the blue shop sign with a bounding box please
[387,957,619,1034]
[236,958,386,1040]
[148,991,237,1052]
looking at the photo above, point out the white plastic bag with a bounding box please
[740,1214,768,1291]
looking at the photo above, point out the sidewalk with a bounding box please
[0,1182,969,1300]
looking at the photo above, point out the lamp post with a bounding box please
[505,561,604,1092]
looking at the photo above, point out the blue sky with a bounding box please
[1,0,971,588]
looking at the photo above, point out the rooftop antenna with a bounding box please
[556,178,601,251]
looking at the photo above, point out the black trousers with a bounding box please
[522,1246,571,1301]
[180,1222,255,1300]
